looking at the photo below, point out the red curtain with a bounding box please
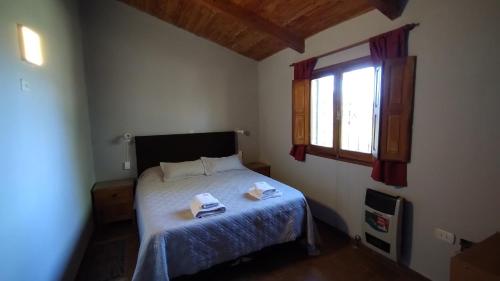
[290,58,317,162]
[370,24,416,187]
[293,58,317,79]
[369,24,416,63]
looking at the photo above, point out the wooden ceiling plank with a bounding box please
[365,0,408,20]
[120,0,375,60]
[194,0,305,53]
[283,0,373,39]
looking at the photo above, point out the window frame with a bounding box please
[307,56,376,166]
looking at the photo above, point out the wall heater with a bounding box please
[363,188,404,262]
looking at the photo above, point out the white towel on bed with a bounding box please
[252,182,276,196]
[190,203,226,219]
[192,193,220,209]
[190,193,226,218]
[248,182,282,200]
[248,189,282,200]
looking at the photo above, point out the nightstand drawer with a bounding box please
[252,166,270,177]
[95,203,133,224]
[93,187,132,207]
[245,162,271,177]
[92,179,135,225]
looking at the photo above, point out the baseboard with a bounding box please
[60,212,94,281]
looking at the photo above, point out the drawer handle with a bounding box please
[111,193,118,198]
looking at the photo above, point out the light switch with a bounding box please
[20,78,31,92]
[123,161,131,170]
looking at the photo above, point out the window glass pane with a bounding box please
[311,75,334,148]
[341,67,375,153]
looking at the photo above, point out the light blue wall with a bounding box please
[0,0,95,280]
[81,0,259,181]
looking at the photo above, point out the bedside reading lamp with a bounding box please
[234,129,249,162]
[122,132,133,170]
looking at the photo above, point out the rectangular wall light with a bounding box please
[18,25,43,66]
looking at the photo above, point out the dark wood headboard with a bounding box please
[135,131,236,175]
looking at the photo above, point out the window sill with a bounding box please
[306,148,373,167]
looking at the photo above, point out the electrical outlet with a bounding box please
[123,161,131,170]
[434,228,455,244]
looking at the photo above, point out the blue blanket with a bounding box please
[132,167,318,281]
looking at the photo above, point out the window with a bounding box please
[308,56,379,165]
[341,67,375,154]
[310,75,334,148]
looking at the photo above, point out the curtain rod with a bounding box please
[289,23,419,67]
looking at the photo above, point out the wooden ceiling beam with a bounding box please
[194,0,305,53]
[365,0,408,20]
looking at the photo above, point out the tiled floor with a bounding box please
[77,220,428,281]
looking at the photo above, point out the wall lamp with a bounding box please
[17,24,43,66]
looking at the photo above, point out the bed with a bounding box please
[132,132,318,281]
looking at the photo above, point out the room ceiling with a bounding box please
[119,0,407,61]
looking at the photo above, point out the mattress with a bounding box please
[132,167,318,281]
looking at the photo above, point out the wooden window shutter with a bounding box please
[292,79,311,145]
[378,56,416,162]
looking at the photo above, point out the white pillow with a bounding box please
[201,154,246,176]
[160,160,205,182]
[138,166,163,181]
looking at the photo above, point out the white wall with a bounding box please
[81,0,260,181]
[257,0,500,280]
[0,0,95,280]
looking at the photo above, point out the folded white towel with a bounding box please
[190,193,226,218]
[192,193,220,210]
[251,182,276,198]
[248,187,282,200]
[190,202,226,219]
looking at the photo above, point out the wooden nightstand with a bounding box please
[245,162,271,177]
[92,179,135,225]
